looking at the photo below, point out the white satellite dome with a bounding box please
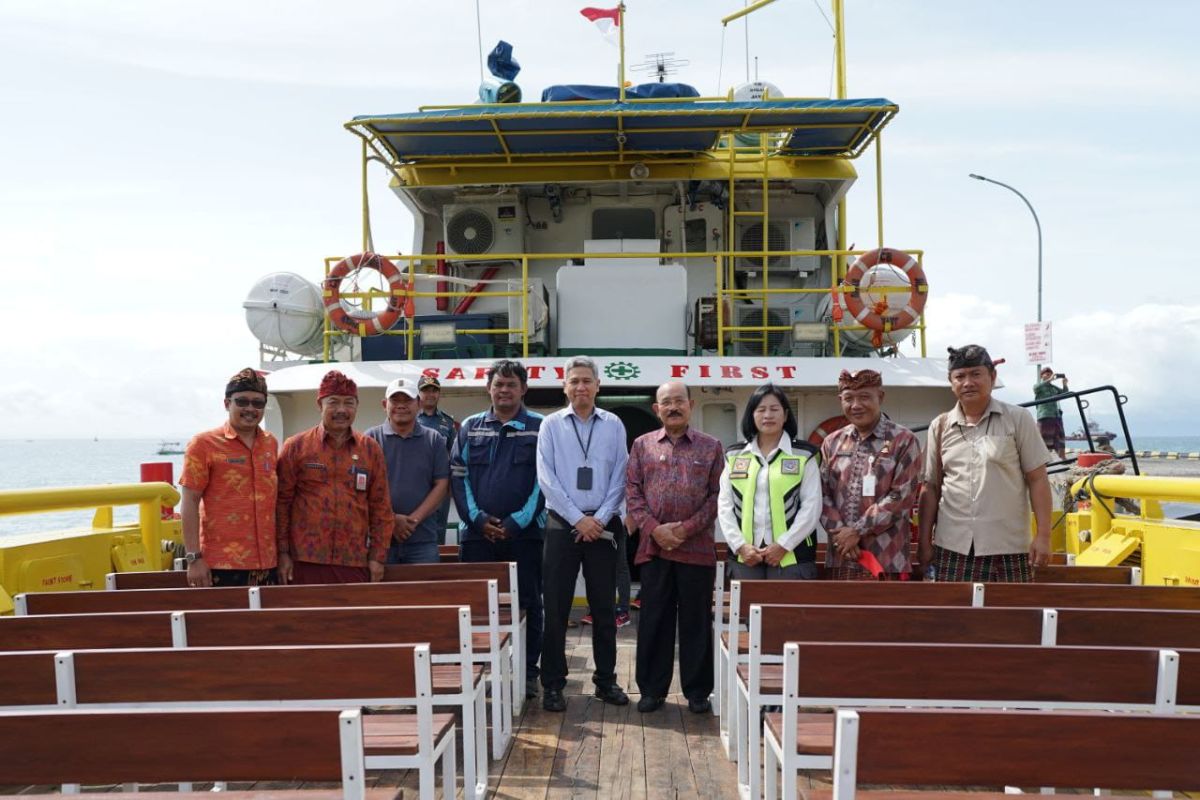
[732,80,784,102]
[243,272,325,356]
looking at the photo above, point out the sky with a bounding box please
[0,0,1197,439]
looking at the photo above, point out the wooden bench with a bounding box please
[0,705,452,800]
[718,580,980,755]
[820,707,1200,800]
[733,603,1054,800]
[980,581,1200,609]
[762,642,1180,799]
[105,570,187,590]
[52,643,472,800]
[16,577,514,759]
[1035,564,1139,584]
[0,605,486,796]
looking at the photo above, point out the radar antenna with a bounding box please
[630,52,690,83]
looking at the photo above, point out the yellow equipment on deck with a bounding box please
[1068,475,1200,587]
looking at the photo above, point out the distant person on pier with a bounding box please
[415,375,458,544]
[451,359,546,700]
[179,368,278,588]
[366,377,449,565]
[918,345,1053,582]
[819,369,922,581]
[275,370,393,584]
[1033,367,1069,460]
[718,384,821,580]
[536,355,630,712]
[626,380,724,714]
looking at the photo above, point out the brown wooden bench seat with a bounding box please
[981,581,1200,609]
[807,708,1200,800]
[0,706,455,800]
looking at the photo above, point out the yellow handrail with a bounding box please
[1071,475,1200,539]
[0,483,180,573]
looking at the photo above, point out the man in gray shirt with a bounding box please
[366,377,449,564]
[536,356,630,712]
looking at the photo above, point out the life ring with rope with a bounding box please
[323,252,412,335]
[840,248,928,348]
[807,415,850,448]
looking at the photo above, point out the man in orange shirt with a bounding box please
[276,370,393,584]
[180,368,279,587]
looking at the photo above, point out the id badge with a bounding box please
[576,466,593,491]
[355,470,368,491]
[861,474,877,497]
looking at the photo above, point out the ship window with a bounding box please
[592,208,656,240]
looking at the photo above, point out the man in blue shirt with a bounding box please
[536,356,630,712]
[366,377,449,564]
[416,375,458,544]
[451,360,545,700]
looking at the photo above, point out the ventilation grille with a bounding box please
[733,306,790,355]
[446,208,496,255]
[738,221,788,268]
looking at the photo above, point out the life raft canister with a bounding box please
[840,248,928,345]
[807,415,850,447]
[323,252,409,335]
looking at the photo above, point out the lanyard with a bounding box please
[569,414,597,464]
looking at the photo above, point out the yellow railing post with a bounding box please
[521,256,530,358]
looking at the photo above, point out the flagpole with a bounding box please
[618,2,626,102]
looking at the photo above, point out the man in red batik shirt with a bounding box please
[626,380,725,714]
[275,370,393,584]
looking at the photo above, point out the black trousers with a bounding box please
[635,556,715,701]
[460,536,544,679]
[541,513,619,691]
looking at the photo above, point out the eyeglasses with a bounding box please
[232,397,267,409]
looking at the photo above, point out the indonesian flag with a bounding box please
[580,6,620,45]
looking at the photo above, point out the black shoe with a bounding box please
[637,695,665,713]
[525,678,540,699]
[542,688,566,712]
[687,697,712,714]
[594,684,629,706]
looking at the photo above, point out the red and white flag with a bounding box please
[580,6,620,45]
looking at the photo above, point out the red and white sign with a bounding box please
[1024,321,1053,365]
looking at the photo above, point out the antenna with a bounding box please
[631,52,691,83]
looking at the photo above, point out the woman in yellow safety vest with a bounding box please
[717,384,822,580]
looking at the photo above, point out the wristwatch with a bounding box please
[184,551,203,564]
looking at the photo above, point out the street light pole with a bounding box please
[969,173,1043,374]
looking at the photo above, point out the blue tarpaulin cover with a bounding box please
[350,97,897,161]
[487,41,520,81]
[540,83,701,102]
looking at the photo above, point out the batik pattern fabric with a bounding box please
[933,545,1032,583]
[180,423,278,570]
[819,417,921,576]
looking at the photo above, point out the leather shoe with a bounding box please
[687,697,712,714]
[525,678,540,699]
[637,695,665,713]
[542,688,566,712]
[594,684,629,706]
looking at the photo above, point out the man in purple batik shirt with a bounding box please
[626,381,725,715]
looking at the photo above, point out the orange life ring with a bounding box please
[840,248,928,335]
[808,415,850,447]
[323,252,408,335]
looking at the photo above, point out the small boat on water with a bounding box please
[1066,420,1118,442]
[155,441,184,455]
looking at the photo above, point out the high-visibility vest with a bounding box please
[725,441,818,567]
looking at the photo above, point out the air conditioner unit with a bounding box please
[735,217,817,274]
[443,197,524,260]
[505,277,550,348]
[732,303,792,356]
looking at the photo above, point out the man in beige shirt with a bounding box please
[918,345,1053,582]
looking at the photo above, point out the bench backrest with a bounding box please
[257,578,494,617]
[733,580,978,617]
[61,643,427,705]
[834,708,1200,798]
[105,570,188,590]
[983,582,1200,610]
[752,604,1049,653]
[1035,564,1135,584]
[0,611,174,652]
[16,585,251,615]
[0,707,364,793]
[383,561,513,593]
[0,651,59,708]
[177,604,467,651]
[1057,607,1200,649]
[786,641,1174,709]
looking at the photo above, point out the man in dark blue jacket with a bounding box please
[451,359,545,699]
